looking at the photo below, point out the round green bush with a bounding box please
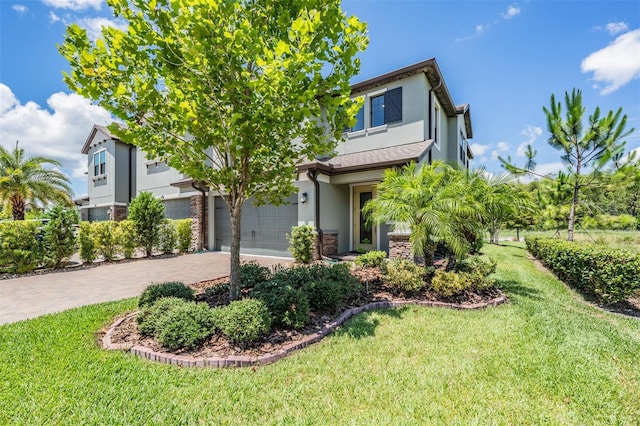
[217,299,272,346]
[431,271,472,297]
[138,281,194,307]
[251,280,310,329]
[137,297,190,336]
[383,259,426,292]
[239,261,271,289]
[304,278,347,313]
[155,302,216,350]
[354,250,387,268]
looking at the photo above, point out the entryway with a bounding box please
[353,185,376,251]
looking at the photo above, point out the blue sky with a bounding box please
[1,0,639,197]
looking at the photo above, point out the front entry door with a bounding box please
[353,185,376,251]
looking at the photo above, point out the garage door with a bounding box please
[214,195,298,257]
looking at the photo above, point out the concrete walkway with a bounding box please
[0,252,289,325]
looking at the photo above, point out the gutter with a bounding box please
[306,170,323,260]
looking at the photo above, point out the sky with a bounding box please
[1,0,639,198]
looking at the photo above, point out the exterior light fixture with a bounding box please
[300,192,308,204]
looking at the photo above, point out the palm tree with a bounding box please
[363,161,474,270]
[0,142,73,220]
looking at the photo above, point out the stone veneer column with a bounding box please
[112,205,127,221]
[190,195,207,251]
[388,231,412,260]
[322,231,338,256]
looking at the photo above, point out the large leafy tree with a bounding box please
[60,0,367,299]
[0,142,73,220]
[363,162,474,271]
[502,89,633,241]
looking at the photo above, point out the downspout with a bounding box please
[191,182,207,251]
[128,146,134,203]
[306,170,323,260]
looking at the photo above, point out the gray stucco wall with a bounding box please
[114,142,133,204]
[318,181,350,254]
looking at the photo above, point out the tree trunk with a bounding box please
[515,228,520,242]
[422,239,436,271]
[11,196,25,220]
[568,173,580,242]
[228,201,243,301]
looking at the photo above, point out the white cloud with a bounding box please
[470,143,490,157]
[517,125,543,156]
[502,4,521,20]
[12,4,28,15]
[606,22,629,35]
[535,162,565,177]
[581,29,640,95]
[496,141,510,152]
[49,11,61,23]
[0,84,113,183]
[41,0,102,11]
[76,16,127,41]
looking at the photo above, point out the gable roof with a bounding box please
[456,103,473,139]
[80,124,121,154]
[298,140,433,175]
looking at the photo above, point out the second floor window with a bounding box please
[370,87,403,128]
[351,105,365,132]
[94,150,106,176]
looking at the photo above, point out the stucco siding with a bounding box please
[318,182,350,254]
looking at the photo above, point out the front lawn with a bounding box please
[1,244,639,424]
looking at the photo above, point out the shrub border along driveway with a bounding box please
[103,295,507,368]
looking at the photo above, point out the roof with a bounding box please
[80,124,121,154]
[298,140,433,175]
[351,58,459,118]
[456,104,473,139]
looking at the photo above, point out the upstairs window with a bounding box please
[93,149,106,176]
[370,87,402,128]
[350,105,365,132]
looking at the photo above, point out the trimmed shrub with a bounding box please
[239,261,271,289]
[42,206,78,268]
[78,221,96,264]
[431,270,472,297]
[305,263,361,311]
[128,192,165,257]
[117,219,138,259]
[138,281,194,307]
[137,296,189,336]
[0,221,42,273]
[157,219,177,254]
[205,283,230,298]
[355,250,387,268]
[176,218,192,252]
[454,255,497,277]
[287,225,315,264]
[383,259,426,292]
[155,301,216,350]
[526,236,640,304]
[217,298,272,346]
[251,279,310,329]
[93,221,119,261]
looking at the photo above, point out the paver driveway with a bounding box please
[0,252,288,325]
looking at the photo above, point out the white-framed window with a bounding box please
[459,130,466,163]
[93,149,106,176]
[350,105,365,132]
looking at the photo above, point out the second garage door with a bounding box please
[214,195,298,257]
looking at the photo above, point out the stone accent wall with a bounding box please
[190,194,207,251]
[323,231,338,256]
[111,205,127,222]
[388,232,412,260]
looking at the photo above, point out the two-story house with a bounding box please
[81,58,473,258]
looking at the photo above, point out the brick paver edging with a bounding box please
[103,294,507,368]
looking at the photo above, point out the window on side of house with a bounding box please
[370,87,403,128]
[434,103,441,147]
[93,149,106,176]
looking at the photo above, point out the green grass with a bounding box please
[1,244,639,424]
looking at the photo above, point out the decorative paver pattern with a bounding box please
[103,295,507,368]
[0,252,287,325]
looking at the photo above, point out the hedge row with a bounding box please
[79,218,192,263]
[525,236,640,304]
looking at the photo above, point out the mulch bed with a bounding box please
[106,267,505,360]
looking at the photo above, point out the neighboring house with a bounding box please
[80,58,473,257]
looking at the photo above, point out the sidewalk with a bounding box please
[0,252,288,325]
